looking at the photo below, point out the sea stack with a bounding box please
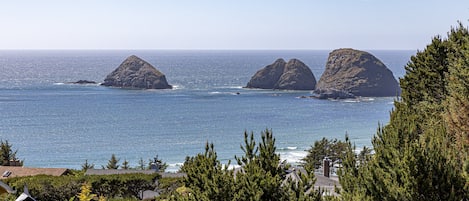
[245,58,316,90]
[314,48,400,98]
[102,55,172,89]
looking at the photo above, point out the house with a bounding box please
[0,166,70,179]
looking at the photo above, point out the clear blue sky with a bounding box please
[1,0,468,50]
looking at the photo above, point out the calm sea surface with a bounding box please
[0,50,414,171]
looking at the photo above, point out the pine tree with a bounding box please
[445,23,469,151]
[302,137,348,172]
[148,155,168,172]
[81,159,95,171]
[339,22,469,200]
[234,129,287,201]
[180,142,235,201]
[138,158,146,170]
[444,22,469,193]
[234,129,321,200]
[105,154,119,169]
[122,159,129,170]
[180,130,321,200]
[0,140,19,166]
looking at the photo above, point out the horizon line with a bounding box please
[0,48,418,51]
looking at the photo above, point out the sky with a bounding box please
[0,0,468,50]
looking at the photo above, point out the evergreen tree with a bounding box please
[338,22,469,200]
[302,137,348,172]
[234,129,286,200]
[148,155,168,172]
[444,22,469,193]
[283,169,321,201]
[337,135,372,201]
[445,23,469,151]
[81,159,95,171]
[122,159,129,170]
[138,158,146,170]
[234,129,321,201]
[105,154,120,169]
[0,140,19,166]
[180,142,235,201]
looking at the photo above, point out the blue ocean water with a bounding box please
[0,50,414,171]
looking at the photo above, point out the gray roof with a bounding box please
[84,169,186,178]
[85,169,157,176]
[0,180,15,194]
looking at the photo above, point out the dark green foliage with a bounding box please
[180,142,235,201]
[336,135,373,201]
[105,154,120,169]
[0,140,21,166]
[149,155,168,172]
[284,170,321,201]
[91,175,156,198]
[138,158,146,170]
[234,130,287,201]
[153,177,185,200]
[302,137,348,172]
[445,23,469,151]
[400,36,449,106]
[5,173,158,201]
[339,22,469,200]
[122,159,130,170]
[81,159,95,171]
[180,129,321,201]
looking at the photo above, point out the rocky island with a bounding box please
[102,55,172,89]
[245,58,316,90]
[68,80,97,84]
[313,48,400,99]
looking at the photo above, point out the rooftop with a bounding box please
[0,166,69,179]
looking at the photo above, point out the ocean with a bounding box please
[0,50,414,171]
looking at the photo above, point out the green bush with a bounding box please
[5,173,159,201]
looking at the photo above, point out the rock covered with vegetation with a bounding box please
[102,55,172,89]
[245,58,317,90]
[314,48,399,98]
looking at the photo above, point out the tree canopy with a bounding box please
[178,129,321,201]
[338,22,469,200]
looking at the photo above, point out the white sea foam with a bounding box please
[53,82,65,85]
[343,99,359,103]
[215,86,243,89]
[166,163,184,172]
[209,91,241,96]
[361,97,375,101]
[279,151,308,164]
[222,164,241,170]
[172,85,183,90]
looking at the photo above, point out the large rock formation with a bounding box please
[314,48,399,98]
[245,58,316,90]
[102,55,172,89]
